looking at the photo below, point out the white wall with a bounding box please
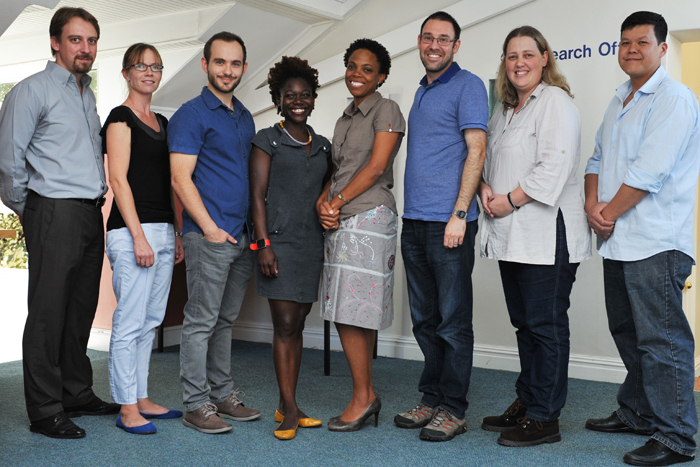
[236,0,700,383]
[3,0,700,383]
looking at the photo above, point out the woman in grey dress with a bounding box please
[249,56,331,440]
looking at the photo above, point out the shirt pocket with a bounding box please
[500,124,536,151]
[266,208,289,235]
[616,124,644,163]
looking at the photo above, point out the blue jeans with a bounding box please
[180,232,253,411]
[401,218,478,419]
[106,224,175,405]
[498,211,579,422]
[604,251,697,456]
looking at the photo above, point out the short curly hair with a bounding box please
[343,38,391,88]
[268,56,320,114]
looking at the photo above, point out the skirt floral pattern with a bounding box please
[321,205,397,330]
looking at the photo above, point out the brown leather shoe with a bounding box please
[497,417,561,447]
[215,391,261,422]
[183,403,232,434]
[482,398,527,432]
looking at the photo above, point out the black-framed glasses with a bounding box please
[420,34,455,46]
[130,63,164,72]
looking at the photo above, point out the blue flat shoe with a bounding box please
[116,414,157,435]
[140,410,183,420]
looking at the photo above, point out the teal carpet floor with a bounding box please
[1,340,698,466]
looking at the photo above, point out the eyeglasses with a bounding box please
[420,34,455,46]
[130,63,164,72]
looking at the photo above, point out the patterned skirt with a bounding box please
[321,205,397,330]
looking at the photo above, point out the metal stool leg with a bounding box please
[373,330,378,359]
[324,320,331,375]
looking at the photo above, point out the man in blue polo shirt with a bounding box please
[584,11,699,466]
[169,31,260,434]
[395,11,487,442]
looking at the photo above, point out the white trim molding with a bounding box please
[88,325,183,352]
[91,319,628,384]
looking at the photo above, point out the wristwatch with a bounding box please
[452,209,467,219]
[250,238,271,251]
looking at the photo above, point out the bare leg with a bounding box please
[119,403,149,428]
[335,323,377,422]
[271,299,312,430]
[137,398,169,415]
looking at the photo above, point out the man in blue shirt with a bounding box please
[584,11,699,466]
[169,31,260,434]
[395,11,487,442]
[0,7,119,440]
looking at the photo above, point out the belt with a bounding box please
[73,196,106,208]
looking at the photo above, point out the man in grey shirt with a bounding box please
[0,7,118,439]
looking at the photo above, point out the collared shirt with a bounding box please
[330,91,405,218]
[404,62,488,223]
[167,87,255,241]
[0,61,106,215]
[585,66,700,262]
[481,83,591,264]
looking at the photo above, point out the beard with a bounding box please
[419,51,453,75]
[73,54,94,74]
[208,71,241,94]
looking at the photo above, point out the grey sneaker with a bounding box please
[214,391,261,422]
[183,402,232,434]
[419,408,467,441]
[394,402,436,429]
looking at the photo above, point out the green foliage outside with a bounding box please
[1,69,95,105]
[0,71,96,269]
[1,82,16,103]
[0,214,27,269]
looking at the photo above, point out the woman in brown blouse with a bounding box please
[316,38,405,432]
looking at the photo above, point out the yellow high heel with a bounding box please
[274,420,299,440]
[274,409,322,428]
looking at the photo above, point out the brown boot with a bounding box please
[481,398,527,432]
[497,417,561,447]
[183,403,232,434]
[214,391,261,422]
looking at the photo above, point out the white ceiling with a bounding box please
[0,0,487,110]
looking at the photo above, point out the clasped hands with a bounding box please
[479,183,515,218]
[585,201,615,240]
[316,199,340,230]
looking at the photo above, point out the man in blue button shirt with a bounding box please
[169,32,260,434]
[584,11,699,466]
[395,11,487,442]
[0,7,119,440]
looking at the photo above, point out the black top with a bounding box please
[101,106,174,231]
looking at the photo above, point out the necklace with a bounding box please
[279,120,312,145]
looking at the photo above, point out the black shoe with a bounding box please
[623,439,694,466]
[65,396,120,417]
[482,397,527,432]
[585,411,648,434]
[30,412,86,439]
[497,417,561,447]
